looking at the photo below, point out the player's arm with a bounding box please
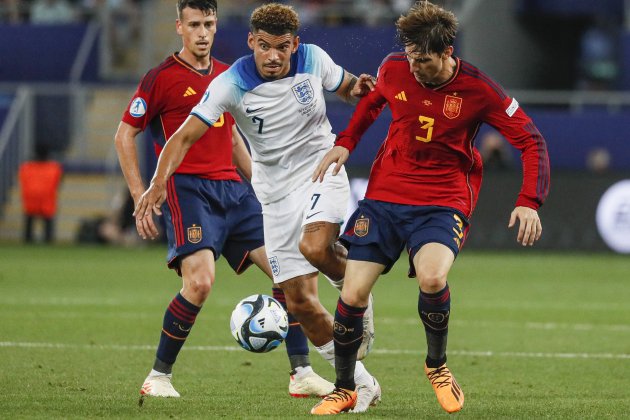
[134,115,208,239]
[313,87,387,182]
[485,98,550,246]
[335,71,376,105]
[232,125,252,182]
[114,121,145,204]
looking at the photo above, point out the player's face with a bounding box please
[405,45,453,85]
[248,30,299,80]
[177,7,217,60]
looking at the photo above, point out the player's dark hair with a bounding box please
[176,0,217,20]
[250,3,299,36]
[396,1,458,54]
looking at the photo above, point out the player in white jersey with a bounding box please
[135,4,381,413]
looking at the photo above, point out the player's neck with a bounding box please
[178,49,212,72]
[425,56,456,87]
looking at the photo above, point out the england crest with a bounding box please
[292,80,314,105]
[443,95,462,119]
[268,256,280,277]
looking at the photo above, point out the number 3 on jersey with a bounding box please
[416,115,434,143]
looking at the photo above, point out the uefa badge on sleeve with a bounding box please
[129,97,147,118]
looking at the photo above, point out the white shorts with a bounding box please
[262,166,349,283]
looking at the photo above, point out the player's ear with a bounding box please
[291,35,300,53]
[247,32,255,51]
[176,19,183,36]
[442,46,454,59]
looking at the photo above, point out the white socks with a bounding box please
[324,274,344,292]
[292,365,314,378]
[315,340,372,386]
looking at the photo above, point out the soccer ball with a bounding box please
[230,294,288,353]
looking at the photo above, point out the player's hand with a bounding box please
[351,73,376,98]
[133,182,167,240]
[508,206,542,246]
[311,146,350,183]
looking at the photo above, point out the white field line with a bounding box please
[379,317,630,333]
[1,341,629,360]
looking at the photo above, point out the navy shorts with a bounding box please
[340,199,469,276]
[161,174,264,275]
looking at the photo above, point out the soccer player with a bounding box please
[310,1,550,415]
[134,3,381,413]
[114,0,333,400]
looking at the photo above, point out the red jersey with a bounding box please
[336,54,550,218]
[122,54,240,181]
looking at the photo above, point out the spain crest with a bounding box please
[292,80,314,105]
[187,224,202,244]
[354,217,369,237]
[443,95,462,119]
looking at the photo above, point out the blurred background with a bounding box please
[0,0,629,253]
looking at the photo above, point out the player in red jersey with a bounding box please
[310,1,550,415]
[114,0,333,400]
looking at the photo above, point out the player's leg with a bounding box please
[247,246,334,398]
[262,187,379,409]
[140,249,214,398]
[225,182,332,397]
[311,259,383,415]
[409,210,468,413]
[298,166,374,360]
[24,215,34,243]
[413,243,463,413]
[140,175,226,398]
[43,216,54,243]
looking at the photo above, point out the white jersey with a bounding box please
[191,43,344,204]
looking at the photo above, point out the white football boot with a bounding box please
[324,275,375,360]
[352,374,382,413]
[140,373,180,398]
[289,367,335,398]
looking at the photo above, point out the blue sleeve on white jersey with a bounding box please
[300,44,344,92]
[191,71,242,125]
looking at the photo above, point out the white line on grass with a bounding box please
[1,341,629,360]
[379,317,630,333]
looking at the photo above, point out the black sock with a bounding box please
[333,297,366,390]
[273,288,310,371]
[154,293,201,373]
[418,284,450,368]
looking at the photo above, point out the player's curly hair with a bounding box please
[396,1,458,54]
[176,0,217,20]
[250,3,300,36]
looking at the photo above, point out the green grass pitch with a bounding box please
[1,243,629,418]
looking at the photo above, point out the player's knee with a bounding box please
[417,267,447,292]
[285,293,320,321]
[299,239,327,267]
[188,278,213,302]
[183,273,214,302]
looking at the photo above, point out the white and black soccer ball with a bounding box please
[230,294,288,353]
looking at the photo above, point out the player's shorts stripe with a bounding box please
[234,250,250,274]
[166,177,185,246]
